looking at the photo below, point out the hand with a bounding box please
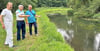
[13,24,14,26]
[36,15,40,17]
[26,15,30,17]
[2,24,5,29]
[38,15,41,17]
[26,22,29,25]
[26,23,29,26]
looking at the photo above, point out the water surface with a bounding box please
[48,14,100,51]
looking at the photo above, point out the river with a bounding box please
[47,14,100,51]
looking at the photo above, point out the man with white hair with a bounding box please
[16,5,30,41]
[0,2,15,48]
[25,5,40,36]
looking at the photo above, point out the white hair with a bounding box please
[18,5,23,8]
[28,5,32,7]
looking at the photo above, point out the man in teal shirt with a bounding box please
[26,5,40,36]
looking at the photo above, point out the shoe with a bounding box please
[35,34,38,36]
[4,44,9,46]
[30,34,32,36]
[10,45,17,48]
[17,39,21,41]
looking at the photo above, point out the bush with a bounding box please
[67,9,74,16]
[74,7,93,18]
[93,13,100,19]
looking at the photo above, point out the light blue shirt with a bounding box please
[25,10,36,23]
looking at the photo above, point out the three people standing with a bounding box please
[0,2,40,48]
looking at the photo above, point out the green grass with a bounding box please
[0,7,74,51]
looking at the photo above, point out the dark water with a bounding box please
[48,14,100,51]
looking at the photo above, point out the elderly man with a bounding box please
[26,5,40,36]
[0,2,15,48]
[16,5,29,41]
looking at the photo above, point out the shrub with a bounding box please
[74,7,93,18]
[93,13,100,19]
[67,9,74,16]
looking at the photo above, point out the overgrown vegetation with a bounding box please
[67,0,100,21]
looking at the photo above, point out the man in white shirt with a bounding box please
[0,2,15,48]
[16,5,29,41]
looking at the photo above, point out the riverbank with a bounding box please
[0,7,74,51]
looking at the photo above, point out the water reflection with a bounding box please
[67,18,72,25]
[48,14,100,51]
[57,29,74,43]
[94,33,100,51]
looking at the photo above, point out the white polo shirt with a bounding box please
[16,9,24,21]
[1,8,13,23]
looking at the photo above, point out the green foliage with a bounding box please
[0,0,38,12]
[0,0,67,12]
[67,0,100,19]
[67,9,74,16]
[74,7,93,18]
[37,0,67,7]
[93,13,100,19]
[88,0,100,13]
[67,0,91,8]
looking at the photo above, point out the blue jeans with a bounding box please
[29,22,37,35]
[17,21,26,41]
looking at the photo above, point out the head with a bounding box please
[18,5,24,11]
[28,5,32,11]
[6,2,13,10]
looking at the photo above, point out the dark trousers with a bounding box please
[17,21,26,41]
[29,22,37,35]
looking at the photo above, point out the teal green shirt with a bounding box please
[25,10,36,23]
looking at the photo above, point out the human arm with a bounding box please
[18,15,30,17]
[0,15,5,29]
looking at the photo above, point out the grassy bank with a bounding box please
[0,7,74,51]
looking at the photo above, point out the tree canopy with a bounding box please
[0,0,67,12]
